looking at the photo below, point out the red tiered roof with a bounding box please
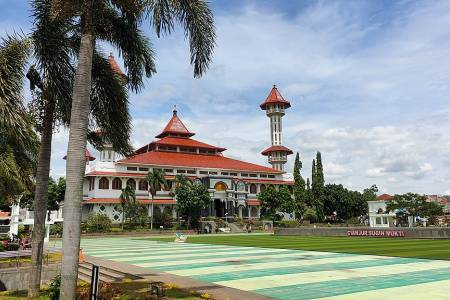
[261,145,293,156]
[155,108,195,138]
[377,194,394,201]
[63,149,95,161]
[84,198,176,204]
[135,136,226,154]
[118,151,282,173]
[108,53,124,76]
[260,85,291,110]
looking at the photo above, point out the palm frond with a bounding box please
[89,51,133,155]
[148,0,216,77]
[95,2,156,92]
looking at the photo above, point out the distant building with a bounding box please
[368,193,450,228]
[368,194,397,227]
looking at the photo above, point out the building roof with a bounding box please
[260,85,291,110]
[155,108,195,138]
[118,150,282,173]
[135,136,226,154]
[0,211,10,219]
[84,198,176,204]
[261,145,293,156]
[247,199,260,206]
[108,53,124,76]
[64,149,95,161]
[377,193,394,201]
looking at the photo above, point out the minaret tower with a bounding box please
[260,85,293,171]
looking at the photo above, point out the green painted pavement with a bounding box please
[255,267,450,300]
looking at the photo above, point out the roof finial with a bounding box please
[173,104,177,116]
[109,51,113,58]
[273,84,277,89]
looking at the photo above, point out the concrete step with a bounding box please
[78,264,117,283]
[79,262,125,280]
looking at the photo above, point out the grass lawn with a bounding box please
[144,234,450,260]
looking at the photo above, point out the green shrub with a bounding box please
[303,208,318,223]
[346,217,361,225]
[50,223,63,236]
[48,274,61,300]
[86,213,112,233]
[0,243,4,252]
[154,212,173,229]
[276,220,301,228]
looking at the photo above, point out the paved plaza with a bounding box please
[66,237,450,299]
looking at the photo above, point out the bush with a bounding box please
[48,274,61,300]
[154,212,173,229]
[0,243,4,252]
[6,242,19,251]
[303,208,318,223]
[86,213,112,233]
[50,223,63,236]
[346,217,361,225]
[276,220,301,228]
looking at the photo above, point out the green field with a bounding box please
[146,234,450,260]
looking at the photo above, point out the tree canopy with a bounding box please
[175,175,210,228]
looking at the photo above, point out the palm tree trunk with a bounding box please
[28,97,54,299]
[150,196,154,230]
[60,2,94,299]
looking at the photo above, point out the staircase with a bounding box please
[226,222,244,233]
[78,261,138,283]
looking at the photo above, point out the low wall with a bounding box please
[0,264,61,291]
[275,227,450,239]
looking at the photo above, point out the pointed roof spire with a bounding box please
[155,107,195,138]
[260,85,291,110]
[108,52,125,76]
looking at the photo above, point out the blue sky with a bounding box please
[2,0,450,195]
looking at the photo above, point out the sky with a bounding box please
[2,0,450,195]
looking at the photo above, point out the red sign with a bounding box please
[347,230,405,237]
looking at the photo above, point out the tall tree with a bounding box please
[119,185,136,230]
[293,152,306,218]
[312,152,325,220]
[0,35,38,204]
[50,2,215,297]
[147,169,167,230]
[175,175,210,228]
[258,186,293,222]
[28,1,138,295]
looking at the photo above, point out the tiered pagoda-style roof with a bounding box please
[260,85,291,110]
[120,108,282,173]
[261,145,293,156]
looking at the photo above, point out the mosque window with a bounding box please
[164,169,173,173]
[139,167,149,172]
[260,174,267,178]
[236,181,245,191]
[98,177,109,189]
[127,166,138,171]
[250,184,257,194]
[249,174,257,178]
[241,173,249,177]
[112,178,122,190]
[260,184,266,192]
[177,170,186,174]
[126,178,136,190]
[230,172,238,176]
[199,171,208,175]
[268,174,275,178]
[209,171,217,175]
[221,172,229,175]
[187,170,196,174]
[138,180,148,191]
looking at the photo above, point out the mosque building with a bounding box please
[81,59,294,222]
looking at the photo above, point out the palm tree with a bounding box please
[147,169,167,230]
[27,1,141,296]
[49,1,215,297]
[119,185,135,230]
[0,35,38,204]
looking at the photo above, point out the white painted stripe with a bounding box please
[135,251,340,268]
[115,248,291,262]
[216,261,450,291]
[170,255,385,276]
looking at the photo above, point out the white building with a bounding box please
[80,86,295,223]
